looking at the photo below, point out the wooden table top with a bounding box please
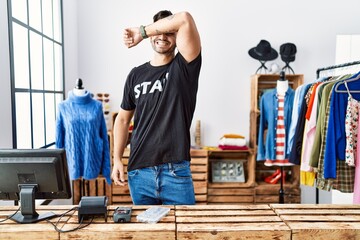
[0,204,359,240]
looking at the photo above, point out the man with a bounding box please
[111,10,201,205]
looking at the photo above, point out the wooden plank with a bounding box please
[208,188,254,196]
[192,172,207,181]
[176,204,290,240]
[271,204,360,209]
[274,209,360,215]
[89,180,96,196]
[190,149,208,157]
[194,181,207,194]
[176,209,276,216]
[112,185,131,194]
[176,205,271,210]
[190,165,208,172]
[195,194,207,202]
[191,157,208,164]
[112,195,133,203]
[0,224,59,240]
[255,195,300,204]
[290,222,360,240]
[207,195,254,203]
[176,215,282,223]
[282,215,360,221]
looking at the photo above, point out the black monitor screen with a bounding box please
[0,148,72,223]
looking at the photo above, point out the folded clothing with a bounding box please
[219,137,246,147]
[218,145,249,150]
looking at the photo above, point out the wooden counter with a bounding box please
[1,204,360,239]
[175,205,290,240]
[270,204,360,240]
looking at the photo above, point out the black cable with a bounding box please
[0,207,20,223]
[46,207,94,233]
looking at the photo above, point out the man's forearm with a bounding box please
[113,118,130,164]
[143,11,190,37]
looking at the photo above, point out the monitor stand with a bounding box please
[11,184,56,224]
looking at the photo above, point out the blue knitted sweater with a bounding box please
[55,91,111,184]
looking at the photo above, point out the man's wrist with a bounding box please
[139,25,148,39]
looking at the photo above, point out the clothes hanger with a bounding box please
[334,71,360,93]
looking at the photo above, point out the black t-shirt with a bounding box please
[121,52,202,171]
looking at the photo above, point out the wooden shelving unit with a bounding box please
[207,149,256,204]
[250,74,304,204]
[111,148,209,205]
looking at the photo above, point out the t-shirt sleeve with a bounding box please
[120,70,136,110]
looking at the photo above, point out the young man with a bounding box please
[111,10,202,205]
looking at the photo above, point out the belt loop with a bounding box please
[168,162,173,171]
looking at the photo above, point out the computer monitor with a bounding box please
[0,148,72,223]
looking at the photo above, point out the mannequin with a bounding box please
[56,78,111,184]
[277,71,289,94]
[73,78,86,96]
[276,70,288,203]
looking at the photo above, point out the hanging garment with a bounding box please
[344,81,360,167]
[316,85,336,191]
[287,84,307,154]
[257,88,294,162]
[56,91,111,184]
[324,73,360,179]
[354,124,360,203]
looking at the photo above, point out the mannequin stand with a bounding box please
[279,166,284,204]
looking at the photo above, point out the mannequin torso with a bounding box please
[277,70,288,95]
[277,80,289,95]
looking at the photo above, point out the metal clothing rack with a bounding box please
[315,60,360,204]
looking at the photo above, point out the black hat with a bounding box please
[280,43,297,62]
[248,40,278,61]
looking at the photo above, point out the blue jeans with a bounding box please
[127,160,195,205]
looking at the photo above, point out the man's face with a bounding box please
[150,32,176,55]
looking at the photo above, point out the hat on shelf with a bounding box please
[248,39,278,61]
[280,43,297,62]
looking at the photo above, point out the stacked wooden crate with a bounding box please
[207,150,256,204]
[72,176,112,205]
[111,149,209,205]
[271,204,360,239]
[175,205,291,239]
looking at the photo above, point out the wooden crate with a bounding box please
[250,74,304,204]
[190,149,208,204]
[207,187,255,204]
[271,204,360,240]
[175,205,291,240]
[255,184,301,204]
[111,149,208,205]
[72,176,112,205]
[207,150,256,204]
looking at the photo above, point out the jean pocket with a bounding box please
[170,161,192,178]
[127,169,139,178]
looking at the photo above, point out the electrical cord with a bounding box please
[0,207,20,223]
[46,206,94,233]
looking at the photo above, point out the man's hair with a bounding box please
[153,10,173,22]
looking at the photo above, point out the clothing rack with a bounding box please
[315,60,360,204]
